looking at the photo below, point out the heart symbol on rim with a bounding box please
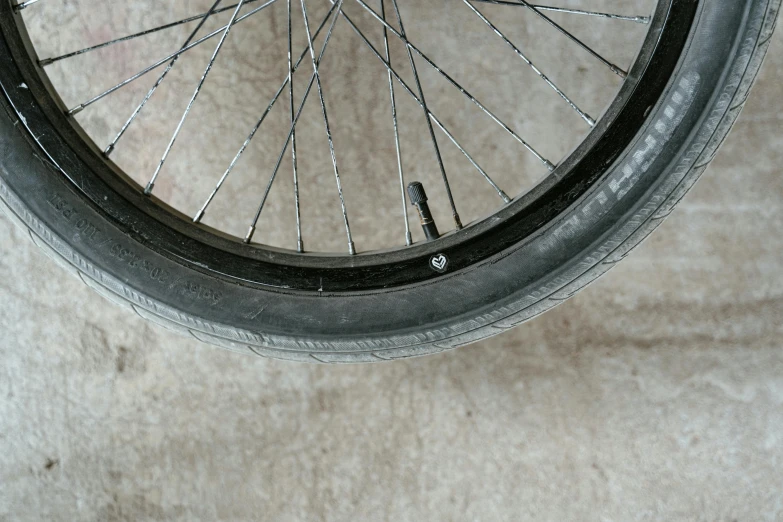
[430,254,448,272]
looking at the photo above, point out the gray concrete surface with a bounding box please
[1,1,782,520]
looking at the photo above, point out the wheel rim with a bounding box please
[0,0,697,291]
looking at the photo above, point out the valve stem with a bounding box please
[407,181,440,241]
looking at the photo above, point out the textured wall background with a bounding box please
[1,2,782,521]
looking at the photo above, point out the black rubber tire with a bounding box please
[0,0,779,362]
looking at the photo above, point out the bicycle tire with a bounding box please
[0,0,779,362]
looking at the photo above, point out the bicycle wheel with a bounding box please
[0,0,778,361]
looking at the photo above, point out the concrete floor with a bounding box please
[1,2,782,520]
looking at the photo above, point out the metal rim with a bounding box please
[0,0,697,292]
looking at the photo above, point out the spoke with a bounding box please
[194,79,289,225]
[381,0,412,246]
[431,117,510,203]
[390,0,462,230]
[288,0,303,252]
[67,0,277,115]
[14,0,42,10]
[243,2,344,247]
[193,0,341,225]
[144,0,249,195]
[331,1,510,203]
[510,0,627,77]
[39,0,268,67]
[460,0,595,126]
[300,0,356,254]
[470,0,650,24]
[104,0,225,157]
[348,0,555,170]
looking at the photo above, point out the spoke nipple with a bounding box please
[499,190,511,204]
[585,114,596,127]
[68,104,84,116]
[297,240,305,253]
[193,209,205,224]
[244,225,256,244]
[407,181,440,241]
[39,58,53,67]
[348,241,356,255]
[103,143,115,157]
[405,232,412,247]
[143,182,154,196]
[544,160,557,171]
[453,213,463,230]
